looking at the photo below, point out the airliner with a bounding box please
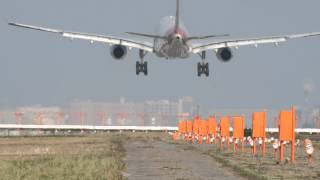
[8,0,320,76]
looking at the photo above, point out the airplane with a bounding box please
[8,0,320,77]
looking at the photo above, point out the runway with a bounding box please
[124,138,245,180]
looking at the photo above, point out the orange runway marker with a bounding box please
[252,111,266,157]
[199,119,208,144]
[278,106,296,163]
[186,120,193,141]
[220,116,230,151]
[233,116,245,153]
[208,116,217,144]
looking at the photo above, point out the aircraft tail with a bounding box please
[174,0,180,33]
[128,0,180,38]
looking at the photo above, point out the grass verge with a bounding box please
[0,135,126,180]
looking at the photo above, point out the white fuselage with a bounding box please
[153,16,191,59]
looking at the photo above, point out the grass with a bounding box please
[172,136,320,180]
[1,132,318,179]
[0,135,126,180]
[204,149,268,180]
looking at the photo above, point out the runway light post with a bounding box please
[272,139,279,159]
[304,139,314,165]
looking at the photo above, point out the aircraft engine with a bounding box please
[216,47,233,62]
[110,45,127,60]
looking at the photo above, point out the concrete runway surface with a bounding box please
[124,139,246,180]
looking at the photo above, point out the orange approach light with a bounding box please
[220,116,230,150]
[252,111,266,156]
[178,121,187,134]
[220,117,230,137]
[233,116,244,139]
[252,112,266,138]
[233,116,245,153]
[279,111,294,141]
[187,121,193,133]
[278,106,296,162]
[193,116,201,135]
[305,138,314,165]
[208,116,216,135]
[199,120,208,136]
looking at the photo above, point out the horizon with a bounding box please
[0,0,319,110]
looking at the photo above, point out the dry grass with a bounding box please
[173,137,320,180]
[3,132,317,179]
[128,133,320,179]
[0,135,126,180]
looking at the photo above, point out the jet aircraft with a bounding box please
[9,0,320,76]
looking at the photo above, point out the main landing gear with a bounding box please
[198,62,209,77]
[197,51,209,77]
[136,50,148,75]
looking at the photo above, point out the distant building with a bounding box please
[16,106,62,125]
[178,96,196,119]
[65,97,196,126]
[143,100,178,126]
[298,106,320,128]
[311,107,320,128]
[67,100,144,126]
[0,97,196,126]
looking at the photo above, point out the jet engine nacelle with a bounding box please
[216,47,233,62]
[110,45,127,60]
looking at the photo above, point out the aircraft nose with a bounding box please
[175,34,182,41]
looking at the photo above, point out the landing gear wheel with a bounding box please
[143,62,148,75]
[197,62,209,77]
[136,61,148,76]
[197,62,202,77]
[136,61,140,75]
[204,63,209,77]
[136,50,148,76]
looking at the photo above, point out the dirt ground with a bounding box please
[123,138,246,180]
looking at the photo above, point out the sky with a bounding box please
[0,0,319,110]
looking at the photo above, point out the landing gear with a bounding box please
[136,61,148,75]
[197,62,209,77]
[136,49,148,76]
[197,51,209,77]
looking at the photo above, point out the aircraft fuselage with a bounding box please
[153,17,191,59]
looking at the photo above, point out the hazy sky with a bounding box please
[0,0,319,109]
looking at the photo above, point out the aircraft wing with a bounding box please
[191,32,320,53]
[8,22,154,52]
